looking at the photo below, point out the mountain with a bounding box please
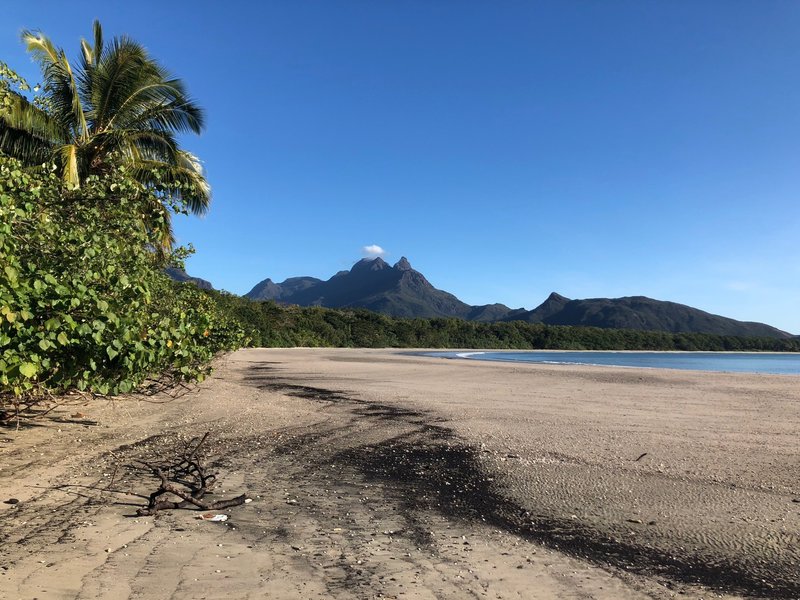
[467,304,528,322]
[517,292,570,322]
[247,276,321,301]
[511,294,791,338]
[165,267,213,290]
[246,257,512,319]
[245,258,792,338]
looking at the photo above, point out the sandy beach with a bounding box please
[1,348,798,599]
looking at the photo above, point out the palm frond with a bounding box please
[127,152,211,215]
[58,144,80,186]
[21,29,62,71]
[0,91,63,163]
[120,98,204,135]
[22,29,89,141]
[80,38,93,66]
[92,20,103,66]
[94,37,204,136]
[107,128,178,164]
[0,90,65,142]
[78,21,104,123]
[90,36,153,130]
[0,123,53,164]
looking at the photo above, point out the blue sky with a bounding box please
[3,1,800,333]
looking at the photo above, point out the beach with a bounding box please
[1,348,798,599]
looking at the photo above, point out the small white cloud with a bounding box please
[362,244,386,258]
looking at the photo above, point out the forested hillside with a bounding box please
[212,294,800,352]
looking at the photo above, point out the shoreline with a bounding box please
[416,348,800,356]
[1,348,798,599]
[418,348,800,376]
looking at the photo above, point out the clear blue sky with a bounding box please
[4,1,800,333]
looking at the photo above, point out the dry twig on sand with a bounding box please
[0,374,199,428]
[138,374,201,399]
[133,432,247,516]
[0,391,92,429]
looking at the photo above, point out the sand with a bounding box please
[1,348,798,599]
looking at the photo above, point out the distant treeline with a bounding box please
[210,293,800,352]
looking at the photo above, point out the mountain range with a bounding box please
[243,257,792,338]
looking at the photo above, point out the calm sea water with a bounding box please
[426,351,800,375]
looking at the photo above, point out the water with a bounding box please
[426,351,800,375]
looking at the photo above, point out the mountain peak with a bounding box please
[394,257,412,271]
[519,291,571,323]
[352,256,389,272]
[546,292,570,303]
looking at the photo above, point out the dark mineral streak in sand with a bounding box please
[244,364,798,599]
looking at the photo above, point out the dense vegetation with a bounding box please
[0,158,245,411]
[210,293,800,352]
[0,23,243,421]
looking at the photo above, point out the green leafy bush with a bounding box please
[0,157,246,407]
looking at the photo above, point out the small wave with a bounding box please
[539,360,579,365]
[455,352,486,359]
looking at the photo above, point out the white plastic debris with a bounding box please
[198,513,228,522]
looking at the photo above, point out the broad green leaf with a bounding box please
[4,265,18,282]
[19,362,37,378]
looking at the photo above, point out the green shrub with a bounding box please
[0,157,246,406]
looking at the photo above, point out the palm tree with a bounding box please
[0,21,209,247]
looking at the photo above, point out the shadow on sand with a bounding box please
[244,366,798,599]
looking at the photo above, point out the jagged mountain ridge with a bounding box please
[248,257,498,320]
[165,267,213,290]
[245,258,792,338]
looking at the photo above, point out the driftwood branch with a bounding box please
[133,432,247,516]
